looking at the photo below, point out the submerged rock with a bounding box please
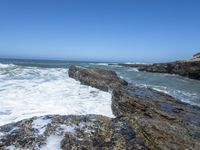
[0,115,146,150]
[68,65,128,92]
[112,85,200,150]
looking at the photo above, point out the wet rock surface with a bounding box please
[1,66,200,150]
[68,65,128,92]
[116,60,200,80]
[68,66,200,149]
[112,86,200,150]
[0,115,146,150]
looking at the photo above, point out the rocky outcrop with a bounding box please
[69,66,200,149]
[68,65,128,92]
[112,85,200,150]
[0,115,146,150]
[68,66,200,149]
[193,52,200,58]
[1,66,200,149]
[139,61,200,80]
[115,60,200,80]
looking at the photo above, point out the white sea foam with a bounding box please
[6,145,20,150]
[41,135,63,150]
[0,65,113,126]
[32,117,52,135]
[57,124,76,133]
[136,83,200,107]
[124,62,149,64]
[0,132,4,136]
[127,68,139,72]
[152,86,200,106]
[0,64,15,68]
[90,63,109,66]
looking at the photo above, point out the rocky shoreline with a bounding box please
[0,115,147,149]
[68,65,128,92]
[0,66,200,149]
[113,53,200,80]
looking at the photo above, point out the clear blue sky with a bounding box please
[0,0,200,62]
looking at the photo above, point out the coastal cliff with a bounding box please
[0,66,200,150]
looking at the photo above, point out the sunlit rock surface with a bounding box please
[0,115,146,150]
[112,86,200,150]
[68,65,128,92]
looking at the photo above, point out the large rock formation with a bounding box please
[68,65,128,92]
[0,115,146,150]
[69,66,200,149]
[116,60,200,80]
[112,86,200,150]
[0,66,200,149]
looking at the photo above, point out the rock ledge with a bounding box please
[69,65,128,92]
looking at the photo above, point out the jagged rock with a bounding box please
[68,66,200,149]
[115,60,200,80]
[0,115,147,150]
[112,85,200,150]
[1,66,200,150]
[68,65,128,92]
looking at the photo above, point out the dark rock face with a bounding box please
[68,66,200,149]
[68,65,128,92]
[112,86,200,150]
[1,66,200,149]
[117,61,200,80]
[0,115,147,150]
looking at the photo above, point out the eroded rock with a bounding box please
[68,65,128,92]
[1,66,200,150]
[0,115,147,150]
[112,86,200,150]
[114,58,200,80]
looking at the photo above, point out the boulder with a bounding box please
[0,115,147,150]
[68,65,128,92]
[112,85,200,150]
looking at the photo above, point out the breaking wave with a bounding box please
[0,63,113,126]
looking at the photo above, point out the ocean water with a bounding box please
[0,59,200,126]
